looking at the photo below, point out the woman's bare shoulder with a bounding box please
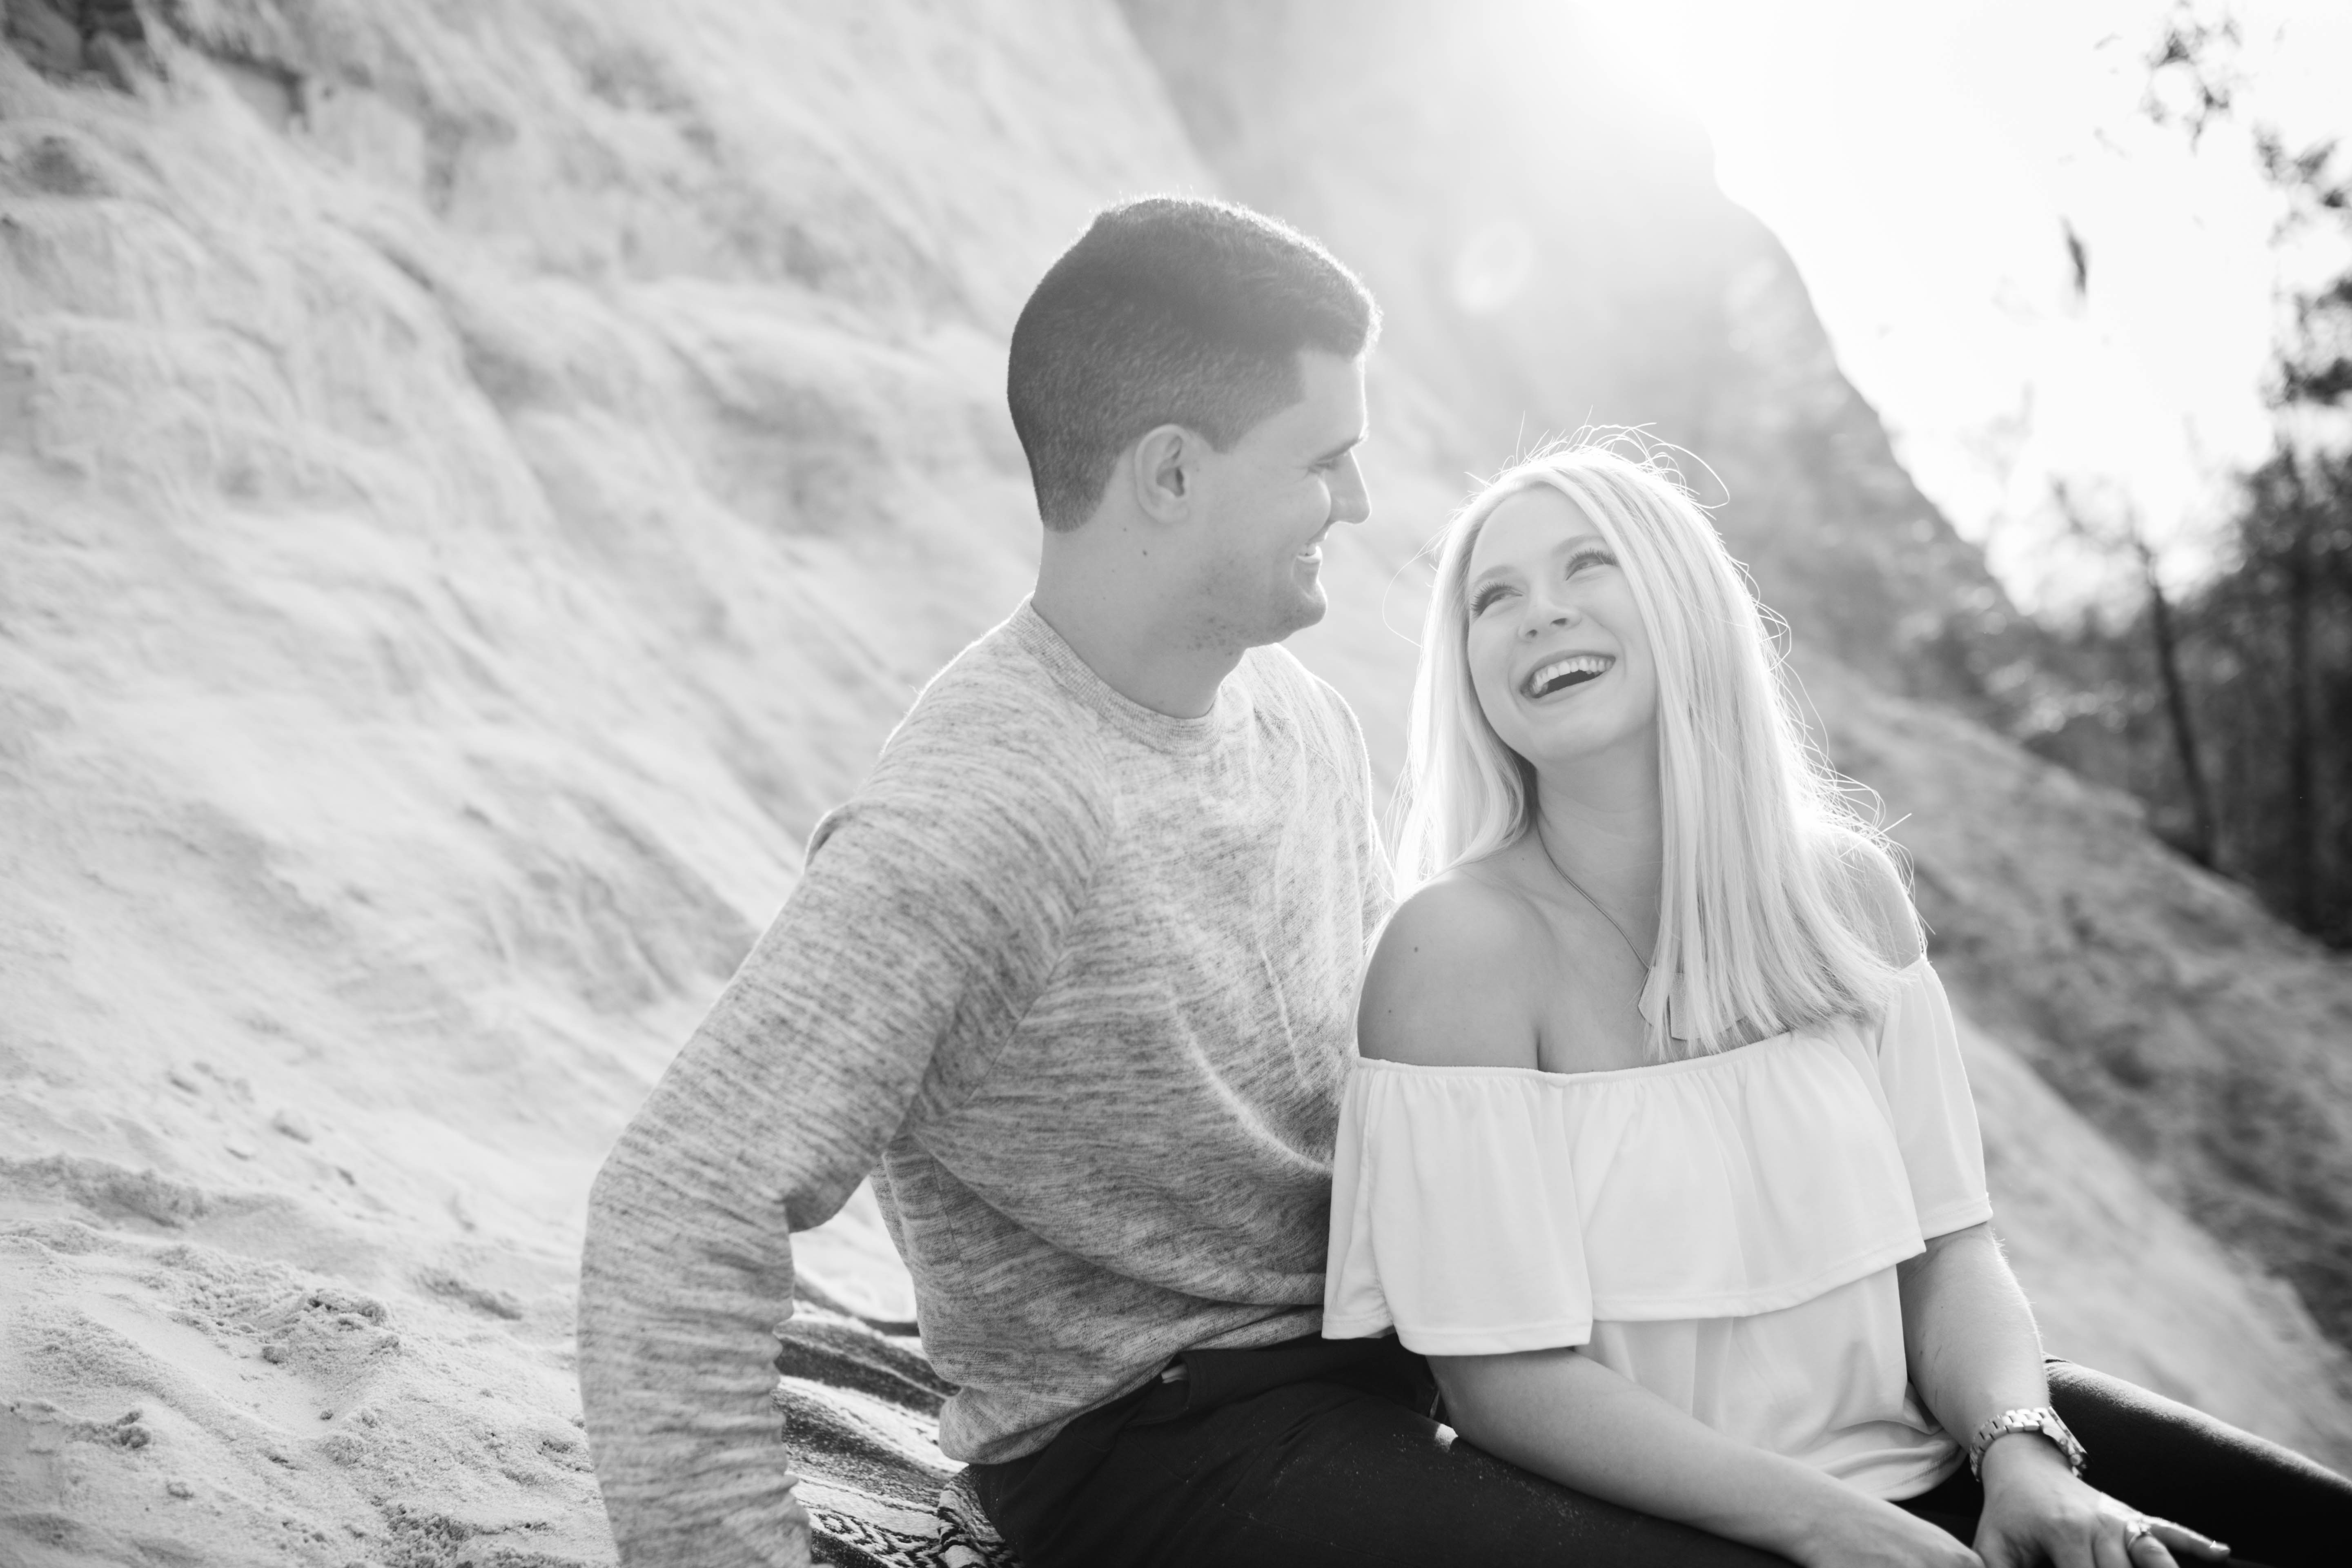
[1358,870,1550,1070]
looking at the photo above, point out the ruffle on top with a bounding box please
[1323,958,1991,1357]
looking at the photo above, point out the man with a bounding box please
[577,196,1771,1566]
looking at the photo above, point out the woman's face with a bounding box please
[1462,486,1659,775]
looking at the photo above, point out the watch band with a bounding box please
[1967,1406,2088,1478]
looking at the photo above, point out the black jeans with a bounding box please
[967,1336,2352,1568]
[1898,1359,2350,1568]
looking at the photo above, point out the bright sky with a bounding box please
[1578,0,2352,615]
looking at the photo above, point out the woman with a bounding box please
[1324,439,2352,1567]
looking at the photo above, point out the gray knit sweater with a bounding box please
[577,601,1392,1564]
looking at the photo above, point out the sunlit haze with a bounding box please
[1579,0,2352,615]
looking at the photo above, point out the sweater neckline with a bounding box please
[1008,600,1243,755]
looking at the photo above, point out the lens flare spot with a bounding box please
[1451,221,1537,316]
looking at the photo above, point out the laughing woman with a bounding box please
[1324,441,2352,1567]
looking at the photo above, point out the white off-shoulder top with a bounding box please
[1324,958,1990,1500]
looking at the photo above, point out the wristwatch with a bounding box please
[1967,1406,2087,1478]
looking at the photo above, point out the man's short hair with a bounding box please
[1008,196,1380,531]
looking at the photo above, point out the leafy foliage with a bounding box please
[2032,449,2352,942]
[2028,9,2352,944]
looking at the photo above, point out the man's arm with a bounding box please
[577,735,1106,1565]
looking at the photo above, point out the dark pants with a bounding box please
[1900,1359,2351,1568]
[968,1336,2352,1568]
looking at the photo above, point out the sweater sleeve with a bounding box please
[576,688,1109,1566]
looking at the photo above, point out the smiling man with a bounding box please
[575,197,1393,1566]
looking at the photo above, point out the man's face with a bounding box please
[1181,351,1371,648]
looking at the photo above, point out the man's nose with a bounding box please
[1330,452,1371,526]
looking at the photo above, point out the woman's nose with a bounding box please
[1519,596,1579,635]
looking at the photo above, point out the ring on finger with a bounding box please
[2123,1519,2155,1545]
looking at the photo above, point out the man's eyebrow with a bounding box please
[1310,430,1369,466]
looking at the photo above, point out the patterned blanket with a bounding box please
[780,1277,1021,1568]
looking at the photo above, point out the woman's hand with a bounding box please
[1973,1437,2231,1568]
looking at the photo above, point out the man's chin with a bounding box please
[1204,566,1330,648]
[1266,581,1328,643]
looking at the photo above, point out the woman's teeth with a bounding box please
[1524,654,1613,697]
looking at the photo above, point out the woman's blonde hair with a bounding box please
[1394,435,1913,1059]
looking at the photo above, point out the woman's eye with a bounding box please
[1566,548,1616,577]
[1470,586,1510,613]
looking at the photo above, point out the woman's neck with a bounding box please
[1530,742,1665,951]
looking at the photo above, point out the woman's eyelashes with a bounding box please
[1468,550,1617,615]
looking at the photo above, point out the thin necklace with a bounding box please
[1533,821,1687,1045]
[1532,821,1653,973]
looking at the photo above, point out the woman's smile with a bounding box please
[1520,652,1615,700]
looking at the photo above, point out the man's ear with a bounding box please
[1129,423,1196,524]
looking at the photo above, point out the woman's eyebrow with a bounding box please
[1468,539,1602,593]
